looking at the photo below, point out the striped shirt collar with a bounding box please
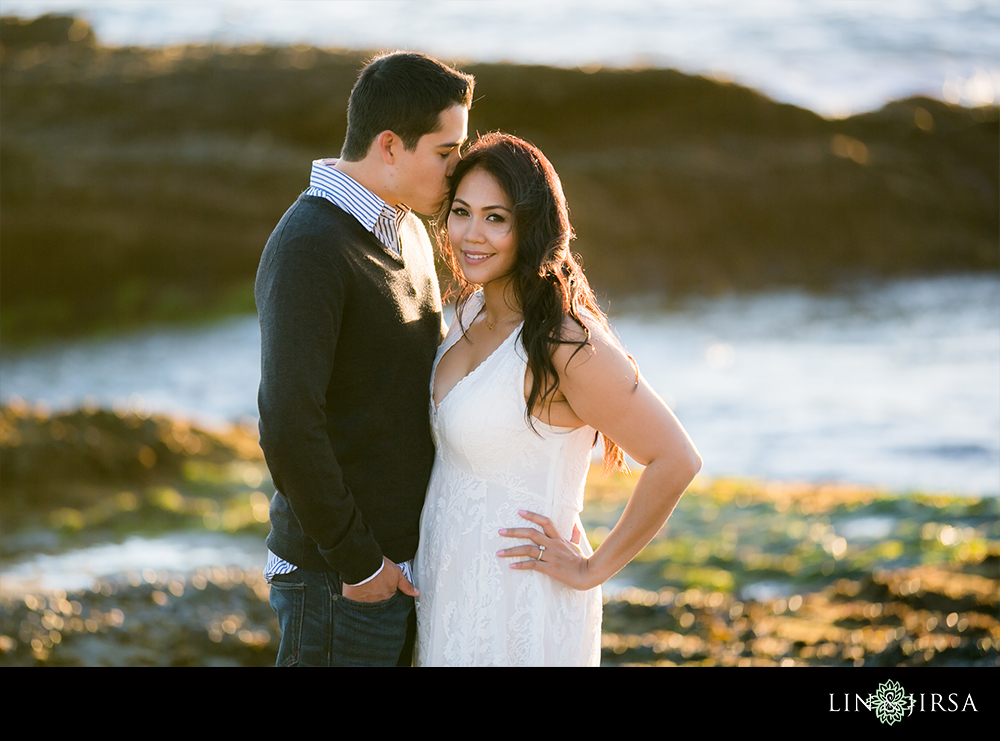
[304,158,408,256]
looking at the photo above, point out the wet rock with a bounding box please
[1,15,996,342]
[0,568,277,667]
[0,401,267,539]
[1,402,996,666]
[601,560,999,667]
[0,14,95,51]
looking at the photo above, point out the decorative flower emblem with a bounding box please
[868,680,912,725]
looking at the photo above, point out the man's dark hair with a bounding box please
[340,51,474,161]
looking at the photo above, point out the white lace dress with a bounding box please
[414,293,603,666]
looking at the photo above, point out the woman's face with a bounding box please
[448,168,517,287]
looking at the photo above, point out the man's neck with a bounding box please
[333,158,397,208]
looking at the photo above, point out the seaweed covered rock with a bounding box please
[0,400,264,531]
[1,14,996,341]
[0,14,95,52]
[601,559,1000,667]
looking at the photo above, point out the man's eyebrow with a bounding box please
[436,140,464,150]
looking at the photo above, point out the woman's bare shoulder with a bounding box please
[551,310,629,376]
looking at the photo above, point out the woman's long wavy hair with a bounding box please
[437,131,631,473]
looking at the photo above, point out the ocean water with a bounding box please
[2,0,998,117]
[3,275,998,497]
[2,275,997,593]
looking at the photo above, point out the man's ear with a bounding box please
[376,130,399,165]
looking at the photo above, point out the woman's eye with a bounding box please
[486,213,506,223]
[450,207,469,217]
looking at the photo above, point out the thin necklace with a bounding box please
[483,308,521,330]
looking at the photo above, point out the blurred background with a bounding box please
[1,1,998,666]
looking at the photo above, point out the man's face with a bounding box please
[390,104,468,216]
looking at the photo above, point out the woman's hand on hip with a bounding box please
[497,510,596,591]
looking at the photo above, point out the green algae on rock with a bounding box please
[0,399,270,551]
[2,15,997,343]
[1,402,997,666]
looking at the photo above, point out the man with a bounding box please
[255,52,473,666]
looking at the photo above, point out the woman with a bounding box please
[414,132,701,666]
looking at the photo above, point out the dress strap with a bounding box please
[457,290,485,333]
[438,291,485,359]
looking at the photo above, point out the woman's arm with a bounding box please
[498,319,702,590]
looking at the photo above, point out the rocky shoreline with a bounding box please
[2,558,996,667]
[602,562,998,667]
[1,557,996,667]
[2,14,998,343]
[1,402,996,667]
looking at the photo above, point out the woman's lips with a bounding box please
[462,251,493,263]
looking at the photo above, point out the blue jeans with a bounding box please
[268,569,416,667]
